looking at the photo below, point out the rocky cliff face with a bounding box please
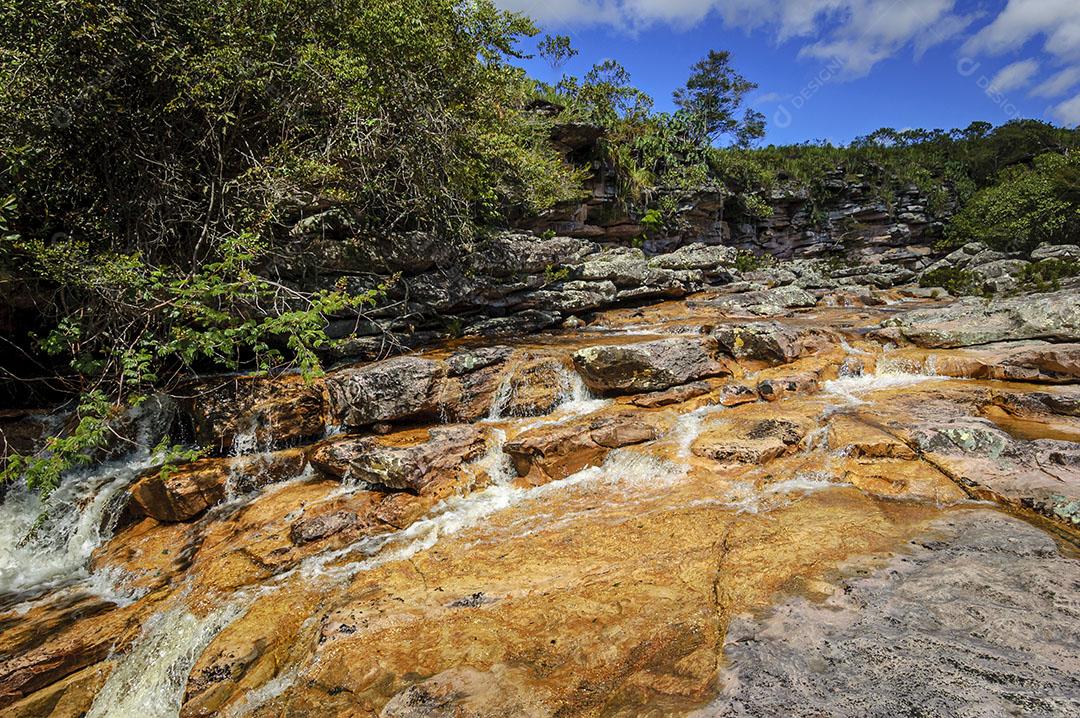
[732,175,948,265]
[263,128,958,364]
[516,126,951,267]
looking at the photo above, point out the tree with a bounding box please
[0,0,581,496]
[947,152,1080,252]
[559,60,654,125]
[673,50,765,147]
[538,34,578,69]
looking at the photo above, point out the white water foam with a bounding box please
[695,473,842,515]
[490,364,610,430]
[823,360,943,406]
[298,426,689,583]
[485,365,518,420]
[225,668,298,717]
[86,600,250,718]
[83,564,151,608]
[0,452,158,598]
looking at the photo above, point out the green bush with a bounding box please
[0,0,584,495]
[0,0,577,254]
[945,153,1080,253]
[1018,258,1080,292]
[919,267,985,296]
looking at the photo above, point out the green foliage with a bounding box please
[0,0,589,495]
[740,194,774,222]
[733,250,774,272]
[1,392,111,497]
[538,34,577,70]
[946,153,1080,253]
[673,50,765,147]
[709,120,1079,231]
[543,264,571,284]
[919,267,985,296]
[541,61,718,217]
[0,231,374,496]
[556,60,654,127]
[1018,258,1080,293]
[0,0,577,253]
[640,208,664,236]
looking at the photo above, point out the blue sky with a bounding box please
[497,0,1080,145]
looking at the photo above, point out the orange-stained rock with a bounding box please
[10,289,1080,717]
[128,449,307,522]
[0,660,113,718]
[505,411,660,482]
[692,414,812,465]
[573,337,728,394]
[494,356,576,418]
[89,518,199,595]
[839,458,968,503]
[128,460,229,523]
[629,381,711,408]
[179,374,327,454]
[309,425,488,492]
[0,591,167,709]
[827,415,917,459]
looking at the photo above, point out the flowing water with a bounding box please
[3,295,1078,717]
[0,452,156,601]
[86,600,252,718]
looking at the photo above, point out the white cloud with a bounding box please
[963,0,1080,62]
[751,91,789,106]
[498,0,973,78]
[1030,67,1080,98]
[987,59,1040,94]
[797,0,976,77]
[1050,92,1080,126]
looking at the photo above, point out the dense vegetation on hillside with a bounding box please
[0,0,582,493]
[1,0,1078,495]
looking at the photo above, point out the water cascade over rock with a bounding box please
[2,264,1079,717]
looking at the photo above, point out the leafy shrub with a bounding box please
[0,0,588,495]
[919,267,985,296]
[946,153,1080,253]
[1018,258,1080,293]
[733,250,774,272]
[543,264,571,284]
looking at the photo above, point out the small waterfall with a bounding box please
[670,404,725,458]
[225,668,298,717]
[86,600,250,718]
[557,365,596,405]
[0,452,157,598]
[716,472,841,515]
[485,370,516,420]
[822,360,943,405]
[487,362,606,424]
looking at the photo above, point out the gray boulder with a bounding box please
[577,247,648,287]
[310,425,488,493]
[1031,244,1080,261]
[648,243,736,277]
[572,337,728,394]
[712,322,832,364]
[889,287,1080,348]
[327,356,446,427]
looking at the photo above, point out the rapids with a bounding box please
[2,286,1078,717]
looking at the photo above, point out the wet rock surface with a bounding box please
[572,337,728,393]
[890,286,1080,348]
[3,275,1080,718]
[709,510,1080,718]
